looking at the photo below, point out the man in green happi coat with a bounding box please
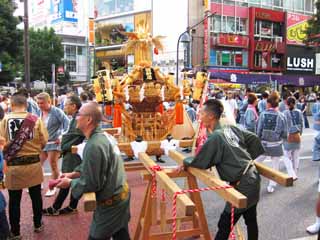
[180,99,264,240]
[57,101,130,240]
[43,95,85,216]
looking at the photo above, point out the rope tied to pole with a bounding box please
[150,165,163,198]
[172,185,236,240]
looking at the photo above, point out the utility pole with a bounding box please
[24,0,30,90]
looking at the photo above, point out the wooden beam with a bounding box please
[169,150,247,209]
[254,161,293,187]
[103,128,119,135]
[139,153,196,216]
[83,192,96,212]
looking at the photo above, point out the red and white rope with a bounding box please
[150,165,163,198]
[172,185,236,240]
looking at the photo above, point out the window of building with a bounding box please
[212,15,247,34]
[249,0,261,7]
[271,53,283,68]
[66,60,77,73]
[224,0,235,5]
[236,0,249,7]
[283,0,293,11]
[273,0,283,8]
[255,20,283,40]
[77,46,84,55]
[273,22,283,37]
[305,0,313,13]
[65,45,76,60]
[262,0,273,9]
[254,52,262,67]
[261,21,272,36]
[214,50,247,67]
[293,0,304,12]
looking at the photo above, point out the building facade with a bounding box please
[190,0,317,86]
[94,0,188,78]
[28,0,92,82]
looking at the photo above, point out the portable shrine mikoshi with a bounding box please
[91,20,209,159]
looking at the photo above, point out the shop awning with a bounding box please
[271,75,320,87]
[209,71,271,84]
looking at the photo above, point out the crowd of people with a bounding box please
[0,85,319,240]
[0,88,130,240]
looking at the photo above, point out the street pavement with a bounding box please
[39,116,319,239]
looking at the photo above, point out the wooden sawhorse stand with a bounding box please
[134,153,247,240]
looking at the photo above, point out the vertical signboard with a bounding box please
[316,53,320,75]
[88,18,95,46]
[203,17,208,65]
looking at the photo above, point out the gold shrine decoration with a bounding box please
[122,18,165,64]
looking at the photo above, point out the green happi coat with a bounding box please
[184,123,264,213]
[71,127,130,239]
[61,113,85,173]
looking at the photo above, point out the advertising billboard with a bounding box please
[30,0,49,27]
[287,13,311,45]
[50,0,78,24]
[286,45,315,74]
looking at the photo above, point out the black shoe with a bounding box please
[124,157,134,162]
[182,148,192,153]
[58,206,78,215]
[42,206,59,216]
[156,158,165,163]
[34,222,44,233]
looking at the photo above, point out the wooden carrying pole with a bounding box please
[169,150,293,188]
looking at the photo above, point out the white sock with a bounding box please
[316,216,320,225]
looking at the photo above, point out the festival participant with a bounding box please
[42,95,85,216]
[16,88,41,116]
[243,93,259,133]
[37,92,70,197]
[0,136,9,239]
[256,92,287,193]
[56,102,131,240]
[257,91,269,114]
[0,94,48,239]
[312,95,320,131]
[178,99,264,240]
[282,96,303,180]
[278,91,291,113]
[238,88,252,125]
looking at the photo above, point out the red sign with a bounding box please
[255,41,276,52]
[254,7,284,22]
[204,17,208,65]
[216,33,249,48]
[57,66,64,74]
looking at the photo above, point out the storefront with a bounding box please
[248,7,286,72]
[210,33,249,69]
[94,11,151,71]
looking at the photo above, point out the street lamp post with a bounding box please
[23,0,30,90]
[176,12,216,85]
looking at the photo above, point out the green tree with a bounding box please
[29,27,64,83]
[305,0,320,45]
[0,0,23,83]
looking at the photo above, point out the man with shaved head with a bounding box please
[56,102,131,240]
